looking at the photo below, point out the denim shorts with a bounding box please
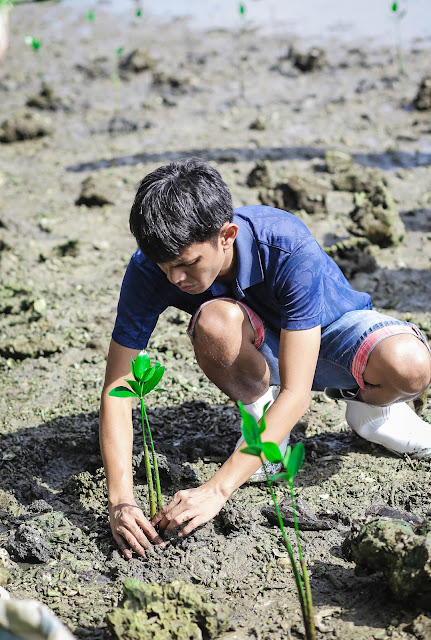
[260,309,428,391]
[188,300,428,392]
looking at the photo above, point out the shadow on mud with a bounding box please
[66,145,431,173]
[0,400,353,519]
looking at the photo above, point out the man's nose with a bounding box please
[168,267,186,285]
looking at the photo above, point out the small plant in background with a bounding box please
[109,350,164,518]
[238,402,316,640]
[24,33,44,80]
[391,1,407,75]
[112,45,124,112]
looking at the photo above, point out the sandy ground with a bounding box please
[0,2,431,639]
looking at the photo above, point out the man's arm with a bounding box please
[99,338,165,558]
[152,324,321,536]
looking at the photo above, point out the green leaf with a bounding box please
[125,379,142,396]
[270,471,290,482]
[133,350,150,381]
[238,401,261,446]
[282,445,292,468]
[108,386,138,398]
[261,441,283,463]
[142,365,165,395]
[142,364,157,382]
[287,442,305,481]
[240,444,262,457]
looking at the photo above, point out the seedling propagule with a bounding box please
[239,401,316,640]
[109,350,164,519]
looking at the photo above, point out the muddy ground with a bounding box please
[0,2,431,639]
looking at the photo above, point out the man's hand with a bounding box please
[152,483,228,538]
[109,501,165,559]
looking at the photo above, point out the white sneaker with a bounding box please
[235,385,290,483]
[324,388,431,459]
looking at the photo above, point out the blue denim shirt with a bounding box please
[112,205,371,349]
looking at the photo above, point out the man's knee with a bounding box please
[368,335,431,396]
[194,300,248,344]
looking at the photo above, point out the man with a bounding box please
[100,157,431,559]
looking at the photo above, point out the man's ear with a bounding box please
[220,222,238,248]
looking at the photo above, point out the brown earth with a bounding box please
[0,2,431,639]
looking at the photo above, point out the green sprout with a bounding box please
[24,34,44,80]
[391,1,407,75]
[24,34,41,51]
[109,350,164,519]
[112,45,124,112]
[239,402,316,640]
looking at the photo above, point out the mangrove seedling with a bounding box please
[24,33,44,80]
[112,45,124,112]
[391,1,406,75]
[109,349,164,519]
[238,401,316,640]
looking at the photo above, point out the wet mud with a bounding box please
[1,2,431,638]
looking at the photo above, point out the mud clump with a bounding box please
[75,175,116,207]
[26,83,69,111]
[349,184,404,247]
[0,110,53,143]
[288,46,326,72]
[6,524,54,563]
[348,517,431,607]
[324,237,378,279]
[107,578,230,640]
[119,48,154,74]
[325,150,353,174]
[246,160,271,188]
[259,174,330,214]
[413,75,431,111]
[331,167,405,246]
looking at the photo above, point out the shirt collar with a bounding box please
[210,212,264,298]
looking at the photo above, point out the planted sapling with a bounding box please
[112,45,124,112]
[109,350,164,519]
[391,1,407,75]
[238,401,316,640]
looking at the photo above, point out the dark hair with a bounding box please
[129,157,233,263]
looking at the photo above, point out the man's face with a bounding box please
[157,224,237,295]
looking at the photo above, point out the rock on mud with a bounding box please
[413,75,431,111]
[262,496,335,531]
[348,517,431,607]
[0,110,53,143]
[107,578,230,640]
[6,524,54,563]
[259,174,331,214]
